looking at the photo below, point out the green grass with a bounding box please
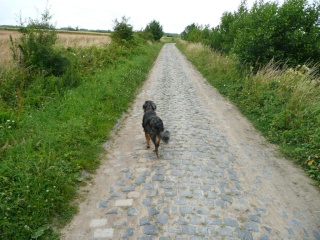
[0,40,163,239]
[176,40,320,185]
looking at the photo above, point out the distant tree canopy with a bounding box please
[144,20,164,41]
[181,0,320,68]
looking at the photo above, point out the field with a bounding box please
[0,29,111,65]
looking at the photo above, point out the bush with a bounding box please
[144,20,164,41]
[182,0,320,68]
[10,6,69,76]
[111,16,134,44]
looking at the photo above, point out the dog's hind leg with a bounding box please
[145,132,150,148]
[153,134,161,158]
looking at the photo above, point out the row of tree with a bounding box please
[181,0,320,68]
[112,16,164,43]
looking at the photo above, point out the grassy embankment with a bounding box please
[0,30,163,239]
[177,40,320,184]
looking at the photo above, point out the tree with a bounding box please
[111,16,133,43]
[145,20,164,41]
[10,4,69,76]
[181,23,203,42]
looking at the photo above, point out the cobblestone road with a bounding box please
[61,43,320,240]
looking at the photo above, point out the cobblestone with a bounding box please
[61,43,320,240]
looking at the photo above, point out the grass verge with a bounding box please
[0,41,163,239]
[176,40,320,185]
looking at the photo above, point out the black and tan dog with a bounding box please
[142,101,170,158]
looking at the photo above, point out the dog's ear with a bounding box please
[143,102,147,111]
[151,102,157,111]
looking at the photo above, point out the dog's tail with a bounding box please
[160,130,170,143]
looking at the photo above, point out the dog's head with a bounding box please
[143,101,157,112]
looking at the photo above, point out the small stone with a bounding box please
[122,186,135,192]
[174,197,187,205]
[195,207,209,215]
[106,208,118,214]
[116,180,125,186]
[182,225,196,235]
[179,206,193,214]
[224,218,238,227]
[258,234,270,240]
[134,176,146,185]
[137,237,153,240]
[243,222,259,232]
[114,219,127,227]
[109,187,115,193]
[139,217,151,226]
[142,183,154,190]
[217,227,233,237]
[114,199,133,207]
[143,225,158,235]
[313,230,320,239]
[236,229,253,240]
[142,198,152,206]
[249,215,262,223]
[152,175,164,181]
[127,207,138,216]
[156,214,169,225]
[99,201,108,208]
[205,217,222,225]
[123,228,134,238]
[290,218,301,227]
[221,194,233,203]
[148,207,160,216]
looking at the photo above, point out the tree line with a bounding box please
[181,0,320,68]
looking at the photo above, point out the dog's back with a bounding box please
[143,111,164,135]
[142,101,170,157]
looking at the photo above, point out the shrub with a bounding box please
[144,20,164,41]
[111,16,134,44]
[10,6,69,76]
[182,0,320,68]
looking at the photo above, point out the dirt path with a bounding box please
[61,43,320,240]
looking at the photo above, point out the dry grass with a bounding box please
[0,30,20,66]
[57,32,111,47]
[0,29,112,66]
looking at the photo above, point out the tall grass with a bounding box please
[0,39,163,239]
[177,40,320,183]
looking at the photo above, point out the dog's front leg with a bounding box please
[145,132,150,148]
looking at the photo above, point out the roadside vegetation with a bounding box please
[0,7,164,239]
[177,0,320,184]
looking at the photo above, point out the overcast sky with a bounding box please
[0,0,312,33]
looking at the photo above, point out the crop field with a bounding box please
[0,29,111,65]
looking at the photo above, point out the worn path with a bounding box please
[61,43,320,239]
